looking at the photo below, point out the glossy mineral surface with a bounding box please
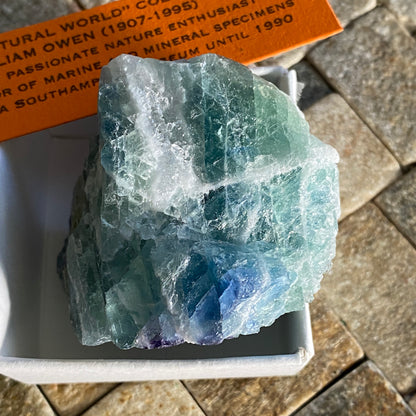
[58,54,340,349]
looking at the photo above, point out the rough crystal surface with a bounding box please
[58,54,340,349]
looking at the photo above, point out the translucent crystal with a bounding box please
[58,54,340,349]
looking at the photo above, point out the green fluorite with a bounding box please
[58,54,340,349]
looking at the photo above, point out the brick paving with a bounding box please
[82,381,204,416]
[319,203,416,395]
[309,7,416,166]
[1,1,416,415]
[184,297,363,416]
[295,361,415,416]
[40,383,118,416]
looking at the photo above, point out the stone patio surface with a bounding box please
[1,0,415,415]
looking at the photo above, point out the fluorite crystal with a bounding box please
[58,54,340,349]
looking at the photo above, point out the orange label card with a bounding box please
[0,0,341,142]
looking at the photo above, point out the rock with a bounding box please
[59,54,340,349]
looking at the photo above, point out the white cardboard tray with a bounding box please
[0,67,314,384]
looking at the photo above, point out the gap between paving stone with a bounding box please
[328,0,377,28]
[0,0,80,32]
[409,395,416,413]
[303,55,404,173]
[255,0,377,67]
[290,60,334,111]
[72,0,87,11]
[38,386,62,415]
[302,73,405,186]
[287,357,368,416]
[180,381,209,416]
[374,205,416,254]
[78,0,112,8]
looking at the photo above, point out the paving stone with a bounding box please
[41,383,118,416]
[328,0,376,27]
[255,46,310,69]
[295,361,415,416]
[184,297,364,416]
[375,168,416,247]
[380,0,416,33]
[78,0,113,8]
[82,380,204,416]
[291,61,333,111]
[0,0,79,33]
[308,7,416,166]
[0,374,55,416]
[304,93,400,219]
[319,203,416,394]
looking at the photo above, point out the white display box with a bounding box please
[0,67,314,384]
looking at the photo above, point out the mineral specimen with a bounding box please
[58,54,340,349]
